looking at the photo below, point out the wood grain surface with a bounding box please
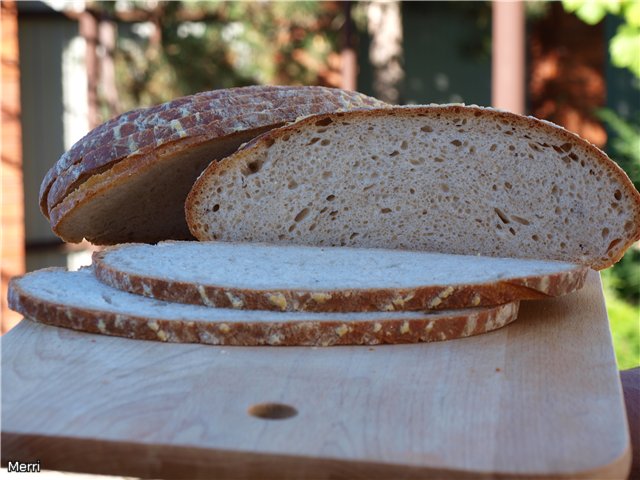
[1,271,631,479]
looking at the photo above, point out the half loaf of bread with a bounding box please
[43,86,387,245]
[7,268,519,346]
[186,105,640,270]
[92,241,587,312]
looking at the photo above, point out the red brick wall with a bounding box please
[1,0,25,333]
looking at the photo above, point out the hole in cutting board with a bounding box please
[248,402,298,420]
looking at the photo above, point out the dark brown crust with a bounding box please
[92,245,588,312]
[48,127,273,244]
[38,86,341,213]
[41,86,386,217]
[7,270,519,346]
[186,105,640,270]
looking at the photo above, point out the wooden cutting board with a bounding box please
[1,271,631,479]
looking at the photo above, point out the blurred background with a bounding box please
[1,0,638,368]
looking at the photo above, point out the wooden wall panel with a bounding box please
[1,0,25,333]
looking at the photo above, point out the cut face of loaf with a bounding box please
[93,241,587,312]
[7,268,519,346]
[43,86,387,244]
[186,105,640,270]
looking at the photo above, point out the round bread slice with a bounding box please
[92,241,587,313]
[8,268,519,346]
[186,105,640,270]
[43,86,387,244]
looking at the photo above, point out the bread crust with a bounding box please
[43,87,386,217]
[45,88,386,244]
[186,105,640,270]
[92,242,588,312]
[8,268,519,346]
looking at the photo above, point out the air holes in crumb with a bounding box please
[294,208,310,223]
[350,232,359,239]
[410,158,425,165]
[451,139,462,147]
[532,234,540,241]
[248,403,297,420]
[307,137,321,146]
[434,157,445,163]
[560,242,567,249]
[494,208,510,224]
[390,150,400,157]
[601,227,610,239]
[212,204,220,212]
[380,208,392,214]
[245,158,263,175]
[288,180,298,189]
[315,117,333,127]
[614,190,622,200]
[320,139,331,146]
[511,216,530,225]
[421,125,433,132]
[440,184,449,193]
[504,182,512,189]
[490,144,497,151]
[322,171,332,179]
[509,227,516,235]
[400,140,409,150]
[326,195,336,201]
[101,294,113,305]
[607,238,622,252]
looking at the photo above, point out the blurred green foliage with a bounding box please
[603,273,640,369]
[563,0,640,76]
[563,0,639,368]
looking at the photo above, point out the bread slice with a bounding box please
[186,105,640,270]
[92,241,587,312]
[43,86,387,244]
[7,268,519,346]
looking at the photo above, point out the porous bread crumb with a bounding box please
[187,105,640,270]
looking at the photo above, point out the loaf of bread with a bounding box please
[7,268,519,346]
[92,241,587,312]
[186,105,640,270]
[42,86,387,245]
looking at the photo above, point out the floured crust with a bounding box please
[41,86,386,218]
[7,268,519,346]
[92,242,588,312]
[45,88,387,244]
[186,105,640,270]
